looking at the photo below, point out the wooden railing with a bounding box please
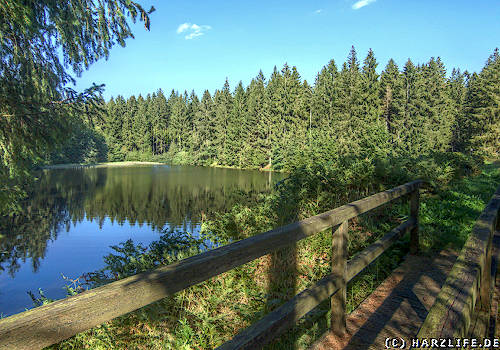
[0,180,424,350]
[417,185,500,342]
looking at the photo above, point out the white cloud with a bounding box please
[315,9,323,14]
[352,0,376,10]
[176,23,191,34]
[176,23,212,39]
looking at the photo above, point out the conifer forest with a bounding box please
[52,47,500,175]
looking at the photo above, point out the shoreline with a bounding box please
[40,161,165,169]
[40,161,287,173]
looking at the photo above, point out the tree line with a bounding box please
[52,47,500,171]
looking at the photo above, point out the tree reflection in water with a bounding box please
[0,165,279,277]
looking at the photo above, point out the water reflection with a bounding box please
[0,165,278,278]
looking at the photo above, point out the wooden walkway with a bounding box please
[311,249,459,350]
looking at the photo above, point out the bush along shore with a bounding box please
[27,160,499,350]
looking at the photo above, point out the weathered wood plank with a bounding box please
[417,185,500,340]
[410,189,420,254]
[0,180,423,350]
[488,231,500,338]
[468,308,489,340]
[331,221,348,336]
[478,231,493,315]
[218,220,416,350]
[310,249,458,350]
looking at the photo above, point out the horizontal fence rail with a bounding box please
[416,184,500,342]
[217,219,417,350]
[0,180,424,350]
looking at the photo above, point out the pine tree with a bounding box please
[167,90,190,153]
[123,96,138,152]
[105,95,126,161]
[246,71,270,167]
[417,57,454,154]
[186,91,201,153]
[193,90,216,164]
[312,59,339,133]
[226,82,247,167]
[270,64,309,169]
[335,46,364,156]
[360,49,388,156]
[466,49,500,157]
[154,89,169,154]
[213,79,233,165]
[380,59,405,150]
[449,68,468,152]
[0,0,153,214]
[134,95,152,154]
[266,66,283,167]
[401,59,421,155]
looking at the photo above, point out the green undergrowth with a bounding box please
[40,161,499,350]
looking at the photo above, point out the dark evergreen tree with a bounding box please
[246,71,270,167]
[227,82,247,167]
[105,95,126,161]
[449,68,468,152]
[360,49,388,156]
[312,59,339,133]
[335,46,365,156]
[0,0,153,214]
[380,59,405,149]
[193,90,216,165]
[133,95,152,154]
[187,91,201,153]
[213,79,233,165]
[417,57,454,153]
[465,49,500,157]
[123,96,138,152]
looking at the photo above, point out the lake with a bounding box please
[0,164,281,317]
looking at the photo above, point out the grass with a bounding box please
[40,161,500,349]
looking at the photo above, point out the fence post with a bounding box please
[331,220,348,336]
[478,232,493,316]
[410,188,420,254]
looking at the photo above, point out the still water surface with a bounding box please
[0,165,281,317]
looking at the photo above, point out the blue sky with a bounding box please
[74,0,500,100]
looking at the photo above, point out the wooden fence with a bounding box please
[417,184,500,343]
[0,180,424,350]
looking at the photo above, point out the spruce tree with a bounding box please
[193,90,216,164]
[0,0,153,214]
[380,59,405,150]
[360,49,388,156]
[246,71,270,167]
[416,57,454,154]
[187,91,201,154]
[227,82,247,167]
[105,95,126,161]
[134,94,152,154]
[123,95,138,152]
[449,68,468,152]
[266,66,283,168]
[466,49,500,157]
[401,59,421,155]
[213,79,233,165]
[312,59,340,133]
[335,46,364,157]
